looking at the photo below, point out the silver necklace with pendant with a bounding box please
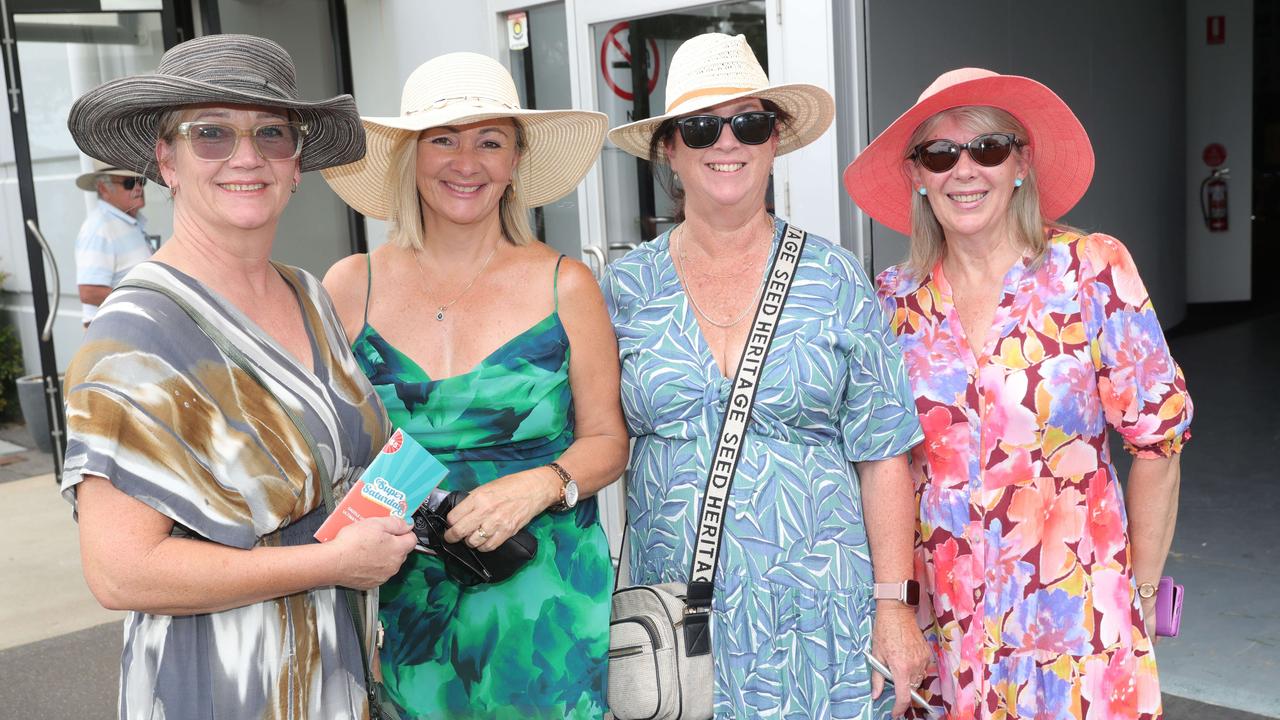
[413,242,499,322]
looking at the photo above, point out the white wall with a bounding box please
[1186,0,1253,302]
[862,0,1188,327]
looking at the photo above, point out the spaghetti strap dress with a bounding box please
[350,254,611,719]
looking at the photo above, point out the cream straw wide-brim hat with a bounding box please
[843,67,1094,236]
[75,158,144,191]
[322,52,606,219]
[68,34,364,187]
[608,33,834,161]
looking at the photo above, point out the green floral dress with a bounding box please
[351,256,611,719]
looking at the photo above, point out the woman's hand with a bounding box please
[442,468,560,552]
[870,604,931,719]
[328,516,417,590]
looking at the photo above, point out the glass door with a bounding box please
[1,0,190,473]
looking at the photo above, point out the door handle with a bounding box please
[582,246,606,279]
[24,220,59,342]
[608,243,638,252]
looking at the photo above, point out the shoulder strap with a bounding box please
[114,276,388,715]
[553,254,565,313]
[362,253,373,329]
[681,222,807,654]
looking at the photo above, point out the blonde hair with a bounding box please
[387,119,534,250]
[905,106,1066,276]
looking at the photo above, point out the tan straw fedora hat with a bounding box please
[75,158,144,191]
[608,33,834,160]
[322,52,607,219]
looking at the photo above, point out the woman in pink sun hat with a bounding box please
[845,68,1192,719]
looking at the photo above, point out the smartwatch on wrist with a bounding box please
[873,579,920,607]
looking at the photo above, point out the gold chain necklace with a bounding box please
[674,215,775,329]
[413,242,499,322]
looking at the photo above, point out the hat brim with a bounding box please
[75,167,142,191]
[68,74,366,187]
[321,107,607,220]
[606,83,835,160]
[843,74,1094,236]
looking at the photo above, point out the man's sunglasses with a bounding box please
[175,121,308,162]
[674,111,776,149]
[908,132,1024,173]
[106,176,146,190]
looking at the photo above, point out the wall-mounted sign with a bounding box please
[508,11,528,51]
[600,22,659,101]
[1203,142,1227,167]
[1207,15,1225,45]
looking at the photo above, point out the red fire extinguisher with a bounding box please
[1200,167,1229,232]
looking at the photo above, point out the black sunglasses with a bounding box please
[909,132,1024,173]
[674,111,776,149]
[107,176,146,190]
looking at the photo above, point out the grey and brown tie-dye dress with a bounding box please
[60,261,391,720]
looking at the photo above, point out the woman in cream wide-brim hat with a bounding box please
[321,51,628,719]
[599,32,931,719]
[847,68,1192,720]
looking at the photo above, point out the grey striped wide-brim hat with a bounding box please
[68,33,364,187]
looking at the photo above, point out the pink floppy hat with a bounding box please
[843,68,1094,236]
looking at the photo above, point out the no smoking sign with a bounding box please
[600,22,659,101]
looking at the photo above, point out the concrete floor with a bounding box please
[0,303,1276,718]
[1137,302,1280,716]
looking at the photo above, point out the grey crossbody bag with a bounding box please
[607,223,807,720]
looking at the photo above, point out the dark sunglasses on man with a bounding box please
[909,132,1025,173]
[674,110,777,149]
[105,176,147,191]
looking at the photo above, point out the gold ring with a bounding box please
[909,675,924,688]
[476,528,489,541]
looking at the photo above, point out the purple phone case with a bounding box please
[1155,575,1183,637]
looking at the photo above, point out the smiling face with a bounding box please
[665,97,778,217]
[908,112,1028,245]
[157,104,300,236]
[415,118,519,229]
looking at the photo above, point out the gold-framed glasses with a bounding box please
[175,121,309,162]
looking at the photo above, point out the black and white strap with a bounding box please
[682,222,807,654]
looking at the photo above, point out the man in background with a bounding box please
[74,158,156,327]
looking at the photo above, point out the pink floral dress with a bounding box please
[876,231,1192,719]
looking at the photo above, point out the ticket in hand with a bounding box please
[314,428,447,542]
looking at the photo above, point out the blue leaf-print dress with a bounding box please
[602,217,924,718]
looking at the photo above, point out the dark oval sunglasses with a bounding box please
[909,132,1024,173]
[675,111,776,149]
[107,176,146,191]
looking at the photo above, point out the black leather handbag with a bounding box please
[411,490,538,586]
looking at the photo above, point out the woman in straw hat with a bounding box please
[61,34,415,719]
[321,52,626,718]
[845,68,1192,719]
[603,33,929,718]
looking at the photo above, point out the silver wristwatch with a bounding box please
[547,461,578,511]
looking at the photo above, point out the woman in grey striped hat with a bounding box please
[62,33,413,719]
